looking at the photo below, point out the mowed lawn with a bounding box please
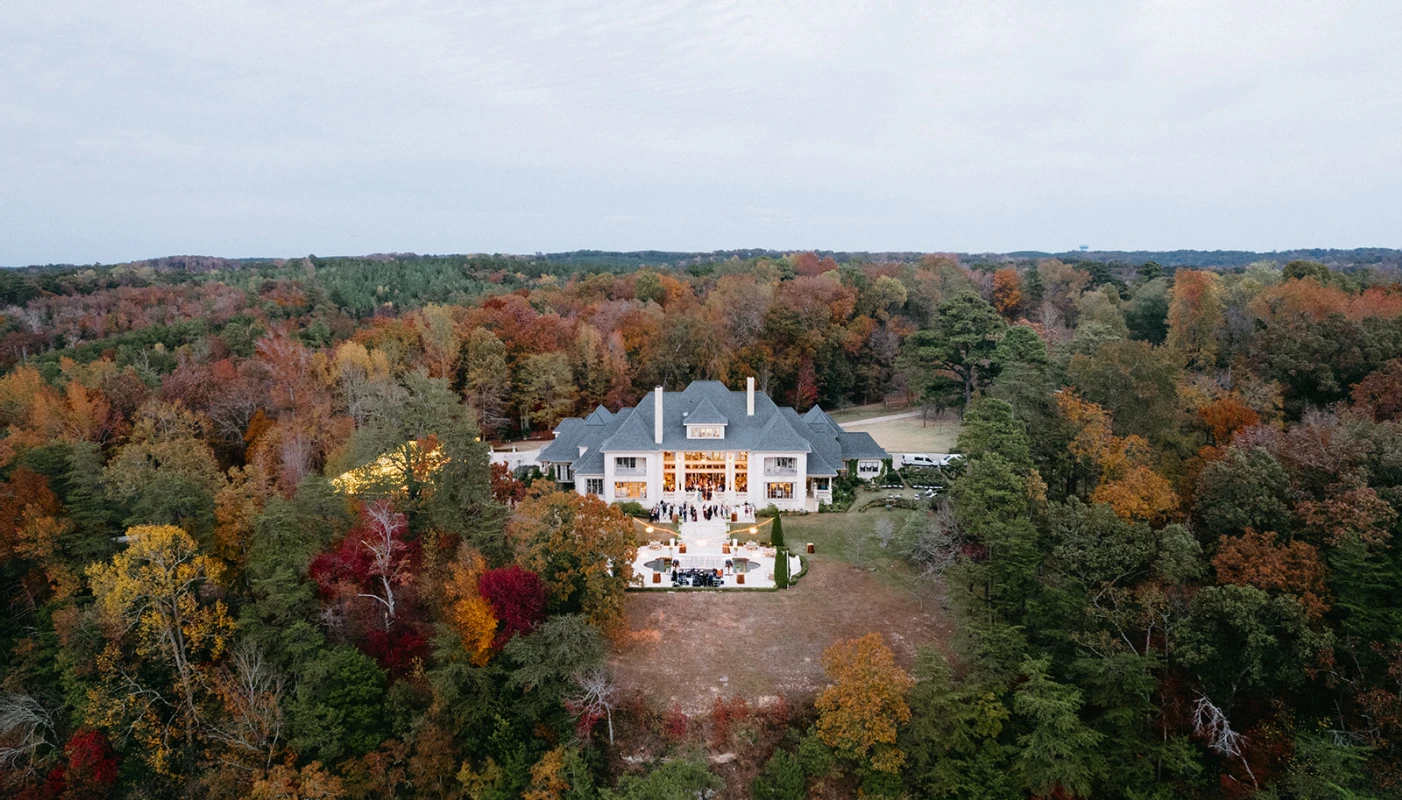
[610,509,952,712]
[843,412,962,454]
[827,399,914,424]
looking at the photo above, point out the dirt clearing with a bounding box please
[610,557,953,713]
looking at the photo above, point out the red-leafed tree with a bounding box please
[489,462,527,507]
[309,501,426,672]
[59,728,119,800]
[477,565,547,649]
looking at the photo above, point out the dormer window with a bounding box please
[687,424,725,439]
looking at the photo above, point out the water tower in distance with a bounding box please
[1078,244,1090,252]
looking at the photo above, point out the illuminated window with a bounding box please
[766,482,794,500]
[687,424,725,439]
[614,481,647,499]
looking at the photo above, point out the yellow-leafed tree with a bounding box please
[86,524,234,772]
[815,633,915,773]
[443,551,498,665]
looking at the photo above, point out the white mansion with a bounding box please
[538,379,890,512]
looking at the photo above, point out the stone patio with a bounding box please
[629,516,799,590]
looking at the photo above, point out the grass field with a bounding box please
[827,398,914,423]
[844,412,962,454]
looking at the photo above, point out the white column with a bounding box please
[725,452,735,501]
[648,455,662,507]
[677,451,686,499]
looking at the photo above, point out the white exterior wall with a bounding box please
[574,449,813,511]
[753,451,807,510]
[601,452,661,505]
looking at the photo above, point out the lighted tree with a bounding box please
[815,633,914,773]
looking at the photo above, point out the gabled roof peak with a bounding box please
[686,396,728,426]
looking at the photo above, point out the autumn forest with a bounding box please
[3,249,1402,798]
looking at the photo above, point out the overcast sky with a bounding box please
[3,1,1400,265]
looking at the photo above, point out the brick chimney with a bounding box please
[654,386,664,444]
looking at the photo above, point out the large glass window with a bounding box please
[764,456,797,476]
[614,481,647,499]
[585,478,603,494]
[687,425,725,439]
[615,456,644,475]
[766,482,794,500]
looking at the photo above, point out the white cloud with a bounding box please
[2,0,1399,263]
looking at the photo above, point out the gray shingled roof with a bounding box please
[538,382,890,470]
[837,431,888,460]
[685,396,728,426]
[600,411,655,452]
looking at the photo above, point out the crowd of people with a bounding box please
[648,500,754,524]
[684,473,727,500]
[671,566,725,587]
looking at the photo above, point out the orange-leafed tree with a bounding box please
[1166,269,1224,369]
[1199,395,1261,448]
[511,490,635,637]
[523,746,572,800]
[1353,359,1402,421]
[443,551,498,666]
[0,365,110,467]
[992,268,1023,318]
[1212,529,1331,620]
[1059,392,1177,523]
[815,633,914,773]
